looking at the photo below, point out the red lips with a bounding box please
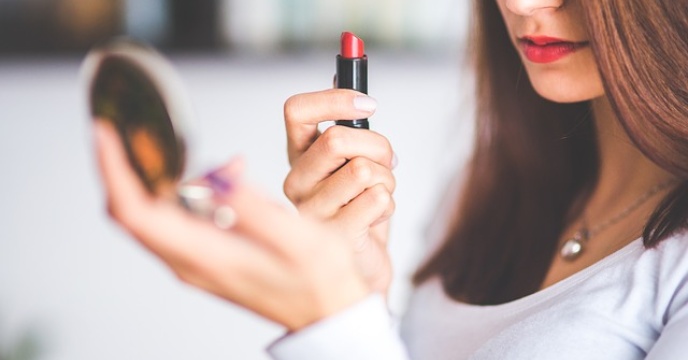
[518,36,589,64]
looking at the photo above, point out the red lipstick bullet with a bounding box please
[341,32,365,59]
[336,31,369,129]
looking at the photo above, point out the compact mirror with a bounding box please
[82,38,216,217]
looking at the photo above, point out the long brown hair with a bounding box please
[414,0,688,305]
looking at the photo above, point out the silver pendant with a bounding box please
[560,238,584,261]
[560,229,588,261]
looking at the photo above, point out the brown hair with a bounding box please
[414,0,688,305]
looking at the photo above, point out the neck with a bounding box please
[585,96,675,218]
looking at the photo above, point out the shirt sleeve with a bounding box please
[267,294,411,360]
[645,253,688,360]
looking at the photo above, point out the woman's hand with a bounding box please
[94,121,370,331]
[283,89,396,294]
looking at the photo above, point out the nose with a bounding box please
[505,0,564,16]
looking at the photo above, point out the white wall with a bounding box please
[0,49,474,359]
[220,0,470,52]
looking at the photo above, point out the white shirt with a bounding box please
[267,233,688,360]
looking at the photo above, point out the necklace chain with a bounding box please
[584,179,678,239]
[560,178,678,261]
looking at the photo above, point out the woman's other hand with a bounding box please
[94,121,369,331]
[283,89,396,295]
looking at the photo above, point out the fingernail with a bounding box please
[353,95,377,112]
[391,152,398,169]
[204,170,234,195]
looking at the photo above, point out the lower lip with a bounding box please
[520,41,588,64]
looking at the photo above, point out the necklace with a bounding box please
[560,179,678,261]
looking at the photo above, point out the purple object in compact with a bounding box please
[204,171,233,195]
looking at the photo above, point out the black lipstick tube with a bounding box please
[335,54,369,129]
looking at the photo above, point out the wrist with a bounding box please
[287,277,370,332]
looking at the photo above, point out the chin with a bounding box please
[530,81,604,104]
[525,69,605,104]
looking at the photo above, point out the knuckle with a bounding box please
[283,94,302,123]
[380,137,395,165]
[105,195,152,233]
[368,132,394,166]
[283,172,300,203]
[386,197,397,216]
[173,259,209,287]
[106,198,132,224]
[320,126,347,155]
[349,157,374,184]
[370,184,392,206]
[388,174,397,194]
[174,268,196,286]
[106,201,118,220]
[381,136,393,155]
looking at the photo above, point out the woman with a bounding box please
[94,0,688,358]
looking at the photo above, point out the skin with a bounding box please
[94,86,391,331]
[498,0,603,103]
[283,89,396,294]
[496,0,677,288]
[94,119,377,331]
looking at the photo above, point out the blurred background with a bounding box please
[0,1,474,359]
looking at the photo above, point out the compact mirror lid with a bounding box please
[82,39,192,198]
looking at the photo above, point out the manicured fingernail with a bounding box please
[204,170,234,195]
[391,153,398,169]
[353,95,377,112]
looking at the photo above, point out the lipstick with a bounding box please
[518,36,589,64]
[336,31,369,129]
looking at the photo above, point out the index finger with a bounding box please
[284,89,377,164]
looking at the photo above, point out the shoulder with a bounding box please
[642,230,688,323]
[642,231,688,357]
[645,229,688,278]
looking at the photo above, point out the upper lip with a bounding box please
[519,35,588,45]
